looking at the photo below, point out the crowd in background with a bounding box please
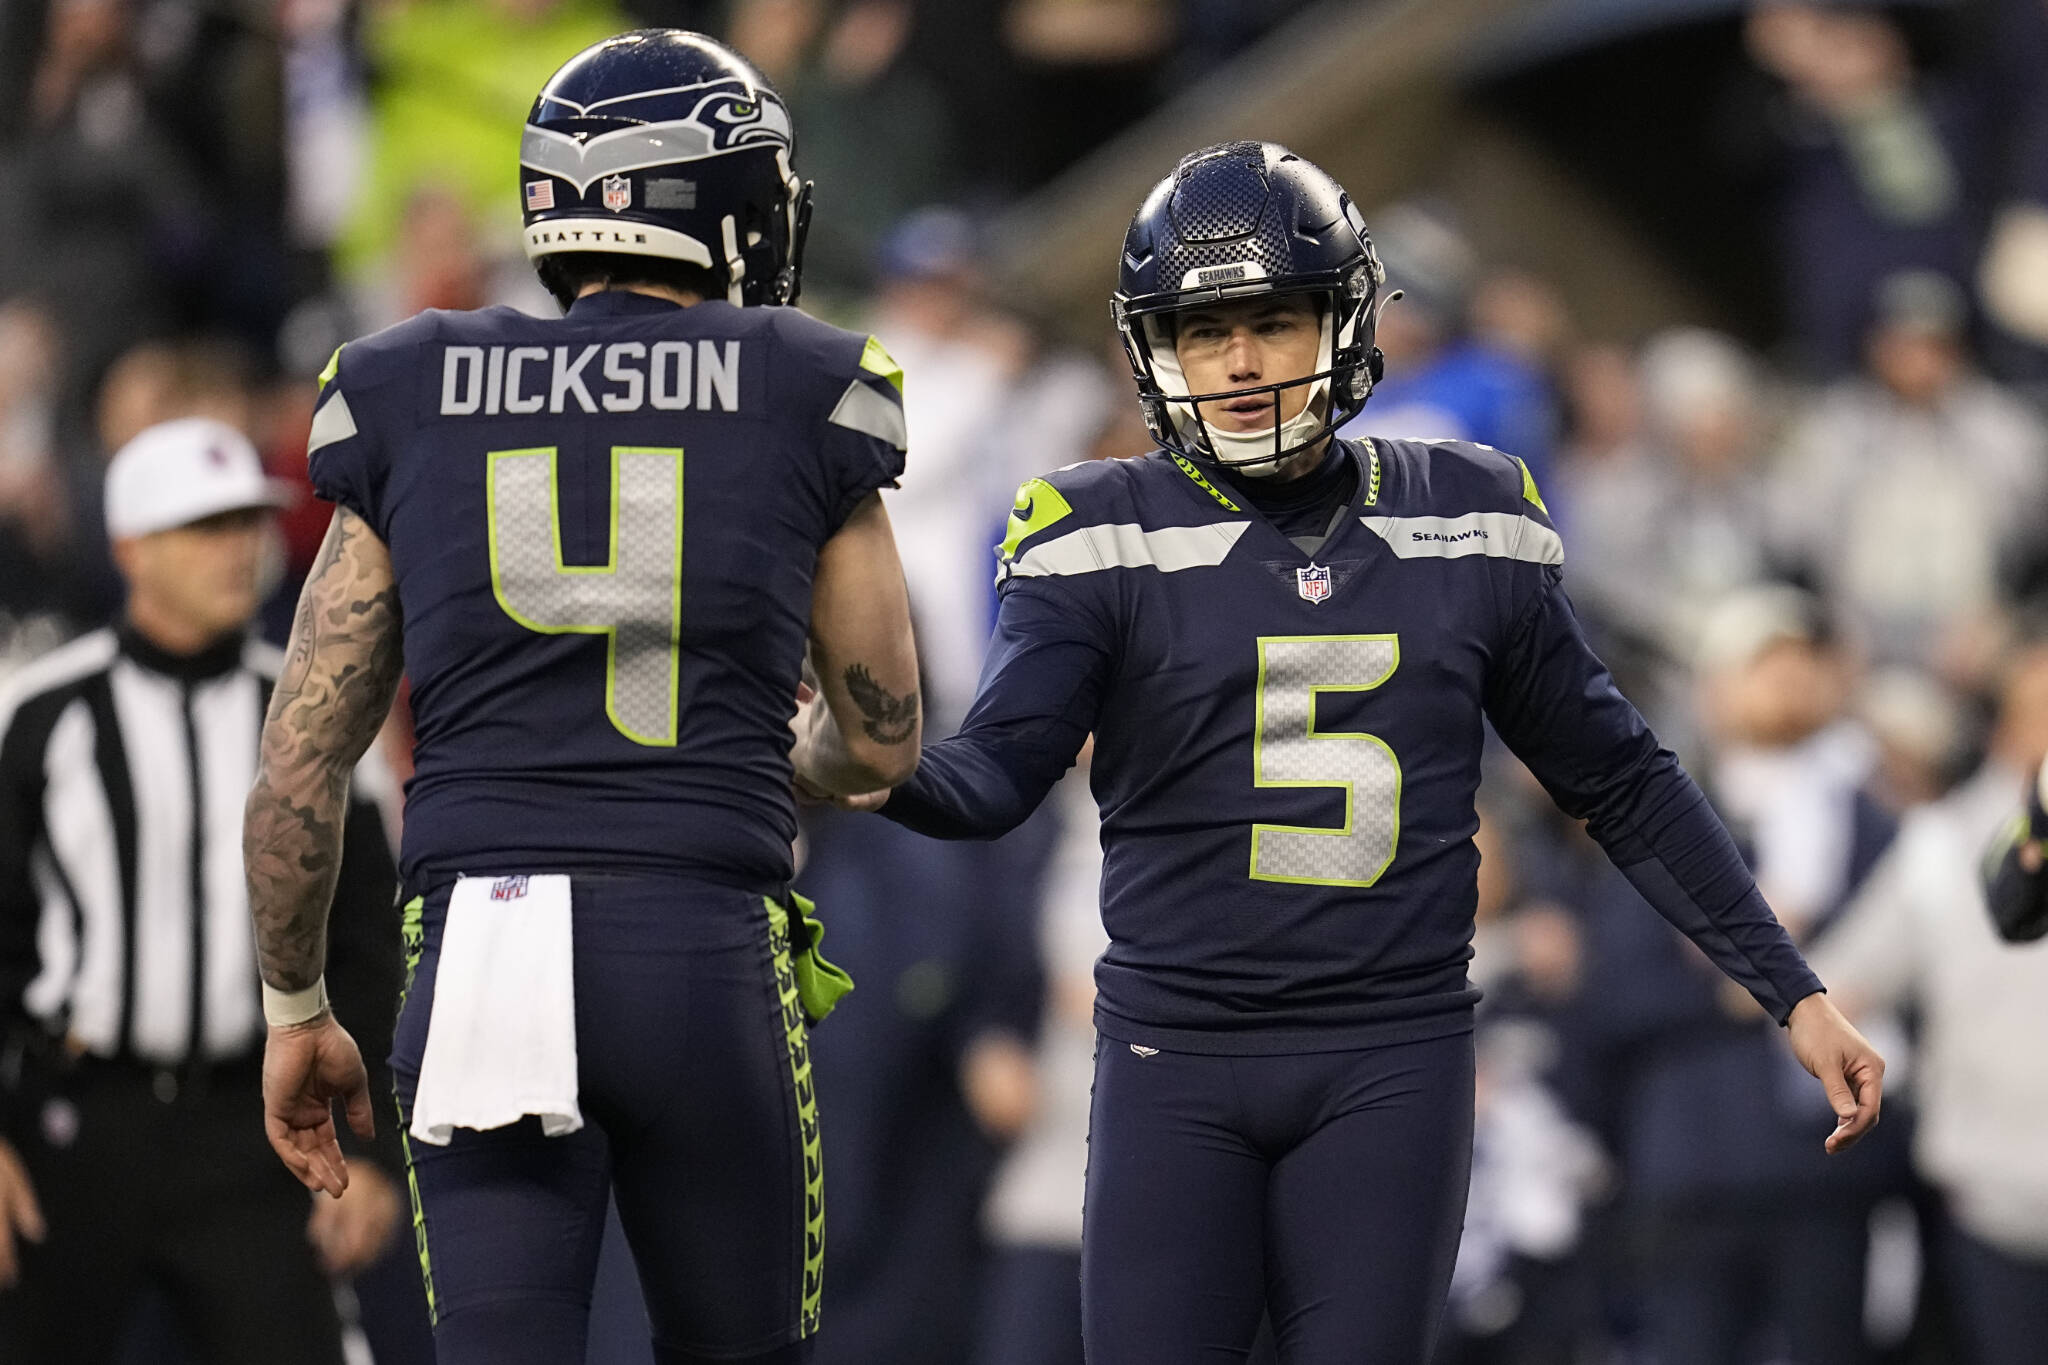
[3,0,2048,1363]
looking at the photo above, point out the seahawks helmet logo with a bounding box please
[521,78,792,194]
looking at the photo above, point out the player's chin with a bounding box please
[1203,410,1279,436]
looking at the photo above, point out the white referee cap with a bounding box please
[104,417,295,539]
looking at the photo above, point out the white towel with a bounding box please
[409,873,582,1146]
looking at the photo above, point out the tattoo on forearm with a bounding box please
[245,510,405,993]
[844,663,918,745]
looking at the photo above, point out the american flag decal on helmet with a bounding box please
[525,179,555,211]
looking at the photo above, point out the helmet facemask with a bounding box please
[1118,265,1385,477]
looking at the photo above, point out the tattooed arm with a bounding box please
[247,507,405,991]
[792,492,921,795]
[244,507,403,1196]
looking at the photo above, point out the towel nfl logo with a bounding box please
[1296,563,1331,604]
[490,876,531,902]
[524,179,554,211]
[602,175,631,212]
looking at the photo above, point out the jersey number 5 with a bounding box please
[1251,635,1401,887]
[487,446,684,746]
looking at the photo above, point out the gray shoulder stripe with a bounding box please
[306,391,357,457]
[827,379,908,452]
[1004,521,1249,583]
[1360,511,1563,566]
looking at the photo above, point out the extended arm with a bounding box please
[244,506,404,1196]
[791,492,922,794]
[876,580,1109,840]
[1486,571,1883,1151]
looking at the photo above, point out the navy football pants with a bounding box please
[389,876,820,1365]
[1083,1030,1474,1365]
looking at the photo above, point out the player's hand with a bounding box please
[832,789,890,813]
[306,1159,402,1276]
[1785,992,1885,1155]
[0,1137,46,1289]
[263,1013,375,1199]
[961,1031,1039,1141]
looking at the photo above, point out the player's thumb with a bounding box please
[344,1079,377,1140]
[1821,1057,1857,1121]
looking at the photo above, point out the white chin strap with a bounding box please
[1205,379,1330,476]
[1146,309,1335,477]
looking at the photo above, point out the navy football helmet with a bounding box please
[1113,142,1389,470]
[521,30,812,306]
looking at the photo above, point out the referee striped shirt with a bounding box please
[0,622,398,1069]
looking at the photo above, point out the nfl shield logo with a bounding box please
[490,875,530,902]
[601,175,632,212]
[1296,563,1332,604]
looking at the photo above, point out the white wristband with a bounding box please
[263,977,330,1027]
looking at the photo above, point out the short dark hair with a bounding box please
[536,253,725,311]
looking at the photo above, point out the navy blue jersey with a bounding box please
[887,438,1824,1053]
[307,291,906,889]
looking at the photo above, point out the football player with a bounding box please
[243,31,921,1365]
[794,141,1886,1364]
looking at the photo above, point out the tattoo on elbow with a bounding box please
[844,663,918,745]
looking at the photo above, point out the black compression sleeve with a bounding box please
[1485,571,1825,1022]
[883,582,1109,841]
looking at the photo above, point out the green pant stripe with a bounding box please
[764,897,825,1338]
[396,894,437,1326]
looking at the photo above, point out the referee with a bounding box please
[0,418,404,1363]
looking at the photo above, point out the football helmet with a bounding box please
[1113,142,1388,471]
[521,29,812,306]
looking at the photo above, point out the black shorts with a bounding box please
[1083,1029,1475,1365]
[389,875,821,1365]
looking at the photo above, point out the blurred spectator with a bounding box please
[999,0,1172,188]
[1855,665,1971,813]
[1342,205,1557,482]
[337,0,621,312]
[1744,1,1983,375]
[1768,270,2048,676]
[735,0,960,292]
[0,0,203,432]
[1974,0,2048,372]
[1443,814,1608,1365]
[96,338,257,456]
[1814,635,2048,1365]
[0,304,86,639]
[1560,330,1778,750]
[864,208,1030,732]
[1441,1019,1607,1365]
[1468,268,1572,376]
[1694,586,1883,938]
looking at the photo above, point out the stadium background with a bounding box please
[2,0,2046,1361]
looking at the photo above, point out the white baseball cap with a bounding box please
[104,417,296,539]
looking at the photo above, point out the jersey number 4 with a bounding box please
[486,446,684,746]
[1251,635,1401,887]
